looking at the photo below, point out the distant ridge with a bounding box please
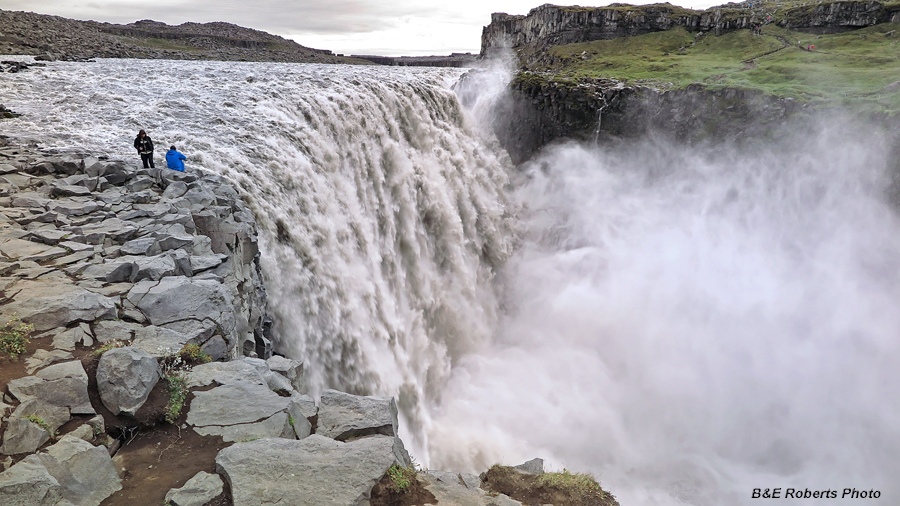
[0,9,369,64]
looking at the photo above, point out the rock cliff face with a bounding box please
[470,71,804,163]
[0,140,270,359]
[0,9,363,63]
[481,1,900,56]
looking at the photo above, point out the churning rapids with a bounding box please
[2,58,899,505]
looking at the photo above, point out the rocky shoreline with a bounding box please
[0,139,576,505]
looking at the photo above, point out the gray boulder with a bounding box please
[81,260,137,283]
[161,181,189,199]
[266,355,305,393]
[25,349,75,374]
[421,472,522,506]
[11,399,70,432]
[125,276,236,336]
[513,458,544,475]
[200,335,228,361]
[287,398,313,439]
[51,325,93,351]
[92,320,143,344]
[316,389,399,441]
[120,237,161,256]
[1,280,117,331]
[119,254,176,281]
[7,360,95,414]
[0,436,121,506]
[189,253,227,274]
[97,347,159,416]
[290,393,318,420]
[164,471,223,506]
[0,456,66,505]
[0,419,50,455]
[131,325,194,358]
[216,435,401,506]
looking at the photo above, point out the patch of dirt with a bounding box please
[99,417,230,506]
[0,331,54,393]
[80,358,233,506]
[481,465,619,506]
[370,472,437,506]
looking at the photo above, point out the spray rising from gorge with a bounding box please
[2,58,899,505]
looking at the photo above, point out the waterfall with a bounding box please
[4,58,900,505]
[0,58,516,458]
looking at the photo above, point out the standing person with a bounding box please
[165,145,187,172]
[133,130,155,168]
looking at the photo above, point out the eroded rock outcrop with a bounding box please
[481,1,900,57]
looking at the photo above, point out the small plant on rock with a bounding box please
[159,354,192,424]
[0,314,33,359]
[386,464,416,494]
[178,343,211,364]
[25,414,56,437]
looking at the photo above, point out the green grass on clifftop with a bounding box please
[538,22,900,111]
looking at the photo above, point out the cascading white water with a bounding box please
[0,58,516,458]
[3,58,899,505]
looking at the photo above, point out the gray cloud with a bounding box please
[0,0,717,55]
[3,0,433,34]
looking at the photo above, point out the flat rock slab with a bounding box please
[0,237,55,260]
[216,435,399,506]
[165,471,223,506]
[1,280,117,331]
[125,276,235,332]
[131,325,194,358]
[25,349,75,375]
[97,347,159,416]
[187,360,267,388]
[0,418,50,455]
[0,436,121,506]
[187,382,289,428]
[316,389,398,441]
[7,360,95,415]
[11,399,71,432]
[92,320,143,344]
[194,411,292,443]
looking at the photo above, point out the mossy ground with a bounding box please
[535,22,900,112]
[481,464,619,506]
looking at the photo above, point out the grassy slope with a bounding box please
[538,22,900,112]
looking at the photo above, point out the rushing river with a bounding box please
[2,58,898,505]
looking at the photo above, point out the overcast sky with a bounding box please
[2,0,721,56]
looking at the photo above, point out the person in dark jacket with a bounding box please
[133,130,154,168]
[165,146,187,172]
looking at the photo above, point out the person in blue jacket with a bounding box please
[165,145,187,172]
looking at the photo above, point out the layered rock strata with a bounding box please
[481,1,900,56]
